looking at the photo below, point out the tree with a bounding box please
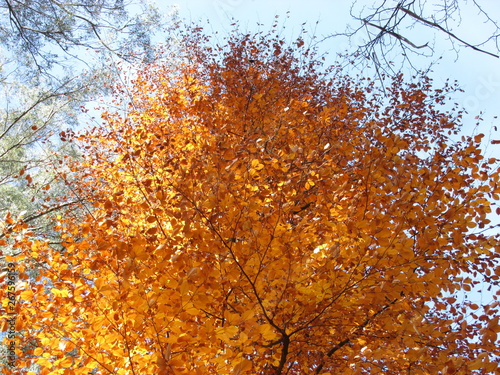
[0,0,165,78]
[4,25,500,374]
[0,0,177,238]
[335,0,500,73]
[0,78,82,229]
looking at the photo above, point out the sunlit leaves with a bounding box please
[4,23,500,375]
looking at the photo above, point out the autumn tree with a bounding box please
[0,3,179,371]
[4,25,500,374]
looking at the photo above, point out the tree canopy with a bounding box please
[3,25,500,374]
[1,0,164,78]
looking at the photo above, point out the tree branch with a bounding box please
[398,6,499,58]
[363,19,428,50]
[0,200,80,240]
[314,298,399,374]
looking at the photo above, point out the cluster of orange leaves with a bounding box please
[2,26,500,374]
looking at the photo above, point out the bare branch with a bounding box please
[363,18,429,49]
[398,6,499,58]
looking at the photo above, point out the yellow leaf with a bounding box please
[233,358,252,374]
[51,288,68,298]
[19,289,34,301]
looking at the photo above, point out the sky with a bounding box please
[154,0,500,151]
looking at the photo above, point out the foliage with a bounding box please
[0,0,166,78]
[3,25,500,374]
[0,2,175,370]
